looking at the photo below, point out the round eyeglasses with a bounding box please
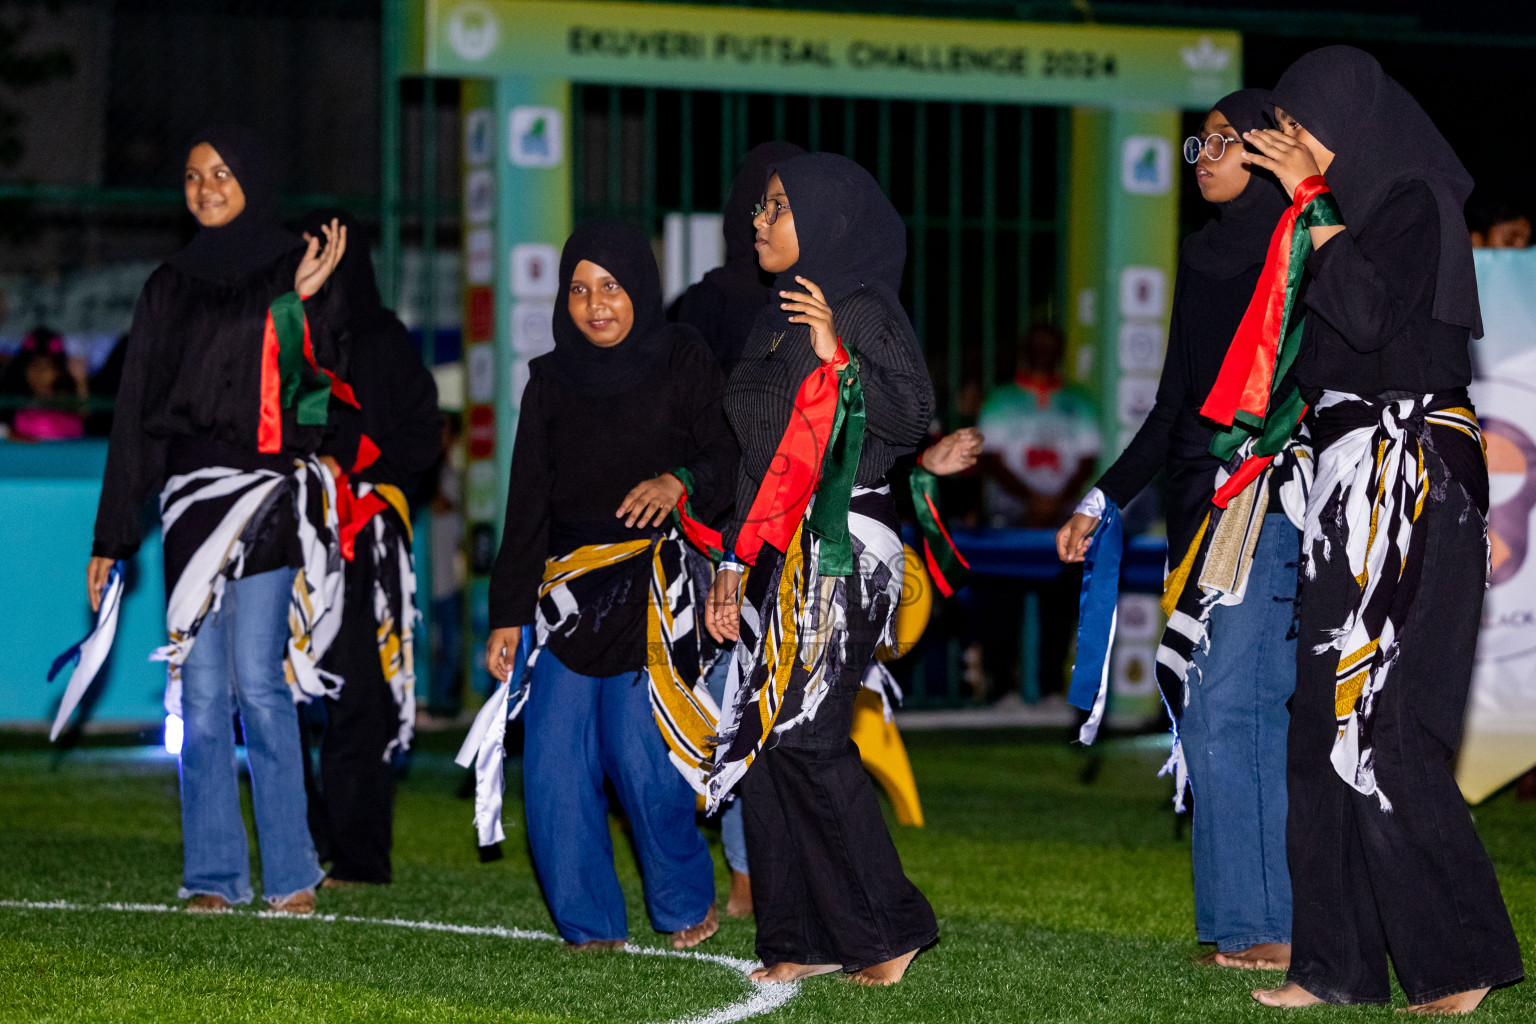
[1183,133,1241,164]
[752,197,790,225]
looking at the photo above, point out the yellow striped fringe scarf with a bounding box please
[457,531,717,847]
[1302,391,1484,812]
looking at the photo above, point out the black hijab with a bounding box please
[721,141,806,275]
[544,219,672,396]
[1181,90,1291,280]
[767,152,920,357]
[167,123,302,284]
[1268,46,1482,336]
[293,208,387,330]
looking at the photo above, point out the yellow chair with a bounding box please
[850,544,933,827]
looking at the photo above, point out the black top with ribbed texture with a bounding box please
[722,288,934,554]
[488,328,738,645]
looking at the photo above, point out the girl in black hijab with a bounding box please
[295,209,440,889]
[704,152,938,986]
[472,220,737,951]
[87,124,349,914]
[1241,47,1523,1012]
[1058,90,1301,971]
[675,140,807,374]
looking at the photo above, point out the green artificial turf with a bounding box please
[1,728,1532,1023]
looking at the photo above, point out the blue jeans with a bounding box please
[704,656,748,874]
[523,651,714,943]
[1182,513,1297,951]
[177,568,323,905]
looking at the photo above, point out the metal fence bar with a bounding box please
[720,92,735,203]
[808,96,822,151]
[946,102,962,428]
[981,103,997,392]
[1054,110,1071,328]
[773,93,787,140]
[379,0,402,307]
[606,87,623,215]
[876,99,892,190]
[642,88,658,231]
[571,84,586,218]
[1018,105,1033,339]
[843,97,857,156]
[911,103,928,351]
[681,91,694,215]
[421,76,437,366]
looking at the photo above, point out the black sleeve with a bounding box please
[93,273,175,560]
[1301,179,1440,355]
[488,372,554,630]
[1094,276,1190,508]
[363,321,441,495]
[847,299,934,449]
[671,333,739,520]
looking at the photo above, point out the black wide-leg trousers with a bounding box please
[310,540,400,884]
[740,667,938,973]
[1286,479,1523,1005]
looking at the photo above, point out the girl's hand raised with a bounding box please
[295,218,347,299]
[779,276,840,363]
[1239,129,1322,199]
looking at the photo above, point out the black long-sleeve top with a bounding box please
[93,253,345,561]
[722,289,935,554]
[325,314,440,500]
[1296,178,1472,401]
[489,329,738,653]
[1094,254,1261,551]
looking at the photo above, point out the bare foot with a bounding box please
[672,905,718,949]
[268,890,316,915]
[319,876,367,889]
[184,893,231,914]
[725,870,753,918]
[1216,944,1292,971]
[564,939,626,953]
[1195,949,1222,966]
[1401,987,1491,1015]
[749,962,843,983]
[851,948,920,987]
[1253,983,1326,1008]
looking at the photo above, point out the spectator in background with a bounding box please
[974,324,1098,702]
[0,326,86,441]
[1467,194,1531,249]
[978,324,1099,528]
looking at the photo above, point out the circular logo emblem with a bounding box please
[447,2,499,62]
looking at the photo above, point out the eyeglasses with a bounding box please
[1183,133,1242,164]
[752,197,790,225]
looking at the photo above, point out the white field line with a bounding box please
[0,899,799,1024]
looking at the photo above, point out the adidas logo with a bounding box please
[1181,37,1231,73]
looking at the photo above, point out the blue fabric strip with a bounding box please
[1068,505,1122,712]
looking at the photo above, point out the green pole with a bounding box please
[380,0,402,309]
[421,75,437,367]
[946,102,962,430]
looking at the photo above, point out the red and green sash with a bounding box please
[667,466,725,562]
[909,464,969,597]
[734,340,867,577]
[1199,176,1341,504]
[259,290,358,453]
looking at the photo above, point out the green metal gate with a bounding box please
[568,85,1073,419]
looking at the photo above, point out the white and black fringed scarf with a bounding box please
[156,457,346,716]
[1302,391,1485,811]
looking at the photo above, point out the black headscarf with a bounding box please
[543,219,671,396]
[1268,46,1482,336]
[767,152,920,357]
[166,123,301,284]
[722,141,806,274]
[293,208,387,329]
[1180,90,1291,280]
